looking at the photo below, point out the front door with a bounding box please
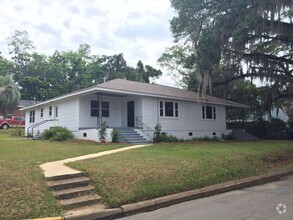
[127,101,135,127]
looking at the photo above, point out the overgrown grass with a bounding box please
[69,141,293,208]
[0,131,126,219]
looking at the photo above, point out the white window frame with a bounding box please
[159,101,179,118]
[29,110,35,123]
[40,108,43,118]
[90,101,109,118]
[49,106,52,117]
[202,105,216,120]
[55,106,58,118]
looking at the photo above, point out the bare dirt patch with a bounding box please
[262,148,293,167]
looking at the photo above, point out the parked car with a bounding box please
[0,116,25,129]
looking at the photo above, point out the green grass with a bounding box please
[69,141,293,208]
[0,130,127,219]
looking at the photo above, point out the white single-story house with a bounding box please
[21,79,249,142]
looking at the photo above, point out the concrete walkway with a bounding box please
[40,144,151,178]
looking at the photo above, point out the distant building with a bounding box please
[0,100,41,117]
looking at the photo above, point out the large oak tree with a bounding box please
[160,0,292,101]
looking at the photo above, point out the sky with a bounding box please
[0,0,176,86]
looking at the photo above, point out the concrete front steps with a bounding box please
[47,173,102,210]
[116,127,150,144]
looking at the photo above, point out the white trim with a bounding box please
[21,86,249,111]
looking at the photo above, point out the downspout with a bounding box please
[97,93,99,128]
[157,97,159,125]
[99,93,102,127]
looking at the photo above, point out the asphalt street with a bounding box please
[121,175,293,220]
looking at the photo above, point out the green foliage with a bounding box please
[111,129,119,143]
[228,119,292,140]
[4,30,162,101]
[10,127,23,137]
[153,124,180,142]
[153,124,162,143]
[98,122,108,141]
[165,0,292,107]
[0,75,20,118]
[194,136,220,142]
[221,133,234,141]
[158,133,180,142]
[43,126,74,141]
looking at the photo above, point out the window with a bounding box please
[102,102,109,117]
[159,101,179,118]
[165,102,174,117]
[202,105,216,119]
[91,101,109,117]
[40,108,43,118]
[49,106,52,116]
[160,101,163,117]
[55,106,58,118]
[175,103,178,117]
[91,101,99,117]
[29,110,35,123]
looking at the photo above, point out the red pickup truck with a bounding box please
[0,116,25,129]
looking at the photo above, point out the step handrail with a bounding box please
[27,119,58,139]
[135,116,154,140]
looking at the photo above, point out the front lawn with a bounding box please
[69,141,293,208]
[0,130,127,219]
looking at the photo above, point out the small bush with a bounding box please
[98,121,108,142]
[10,127,23,137]
[194,136,220,141]
[43,126,74,141]
[111,129,119,143]
[222,133,234,140]
[159,134,180,142]
[153,124,162,143]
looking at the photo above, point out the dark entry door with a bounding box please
[127,101,135,127]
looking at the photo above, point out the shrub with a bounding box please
[43,126,74,141]
[194,136,220,141]
[159,133,179,142]
[11,127,23,137]
[153,124,162,143]
[111,129,119,143]
[153,124,180,143]
[222,133,234,140]
[98,121,108,142]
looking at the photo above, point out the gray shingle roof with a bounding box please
[18,100,42,107]
[97,79,249,108]
[21,79,249,110]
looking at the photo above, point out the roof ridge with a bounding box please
[98,78,200,95]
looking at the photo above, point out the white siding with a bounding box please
[121,96,142,127]
[73,128,113,142]
[25,98,79,135]
[141,96,229,139]
[24,93,230,141]
[79,94,122,128]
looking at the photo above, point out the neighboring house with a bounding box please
[283,101,293,123]
[21,79,249,142]
[267,106,290,122]
[0,100,40,117]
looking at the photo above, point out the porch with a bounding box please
[76,92,153,143]
[78,92,143,129]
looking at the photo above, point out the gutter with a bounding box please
[20,87,249,111]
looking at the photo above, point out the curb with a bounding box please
[38,168,293,220]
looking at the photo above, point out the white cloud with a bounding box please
[0,0,176,87]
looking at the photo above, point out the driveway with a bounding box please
[121,175,293,220]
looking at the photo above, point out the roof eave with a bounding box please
[21,87,250,111]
